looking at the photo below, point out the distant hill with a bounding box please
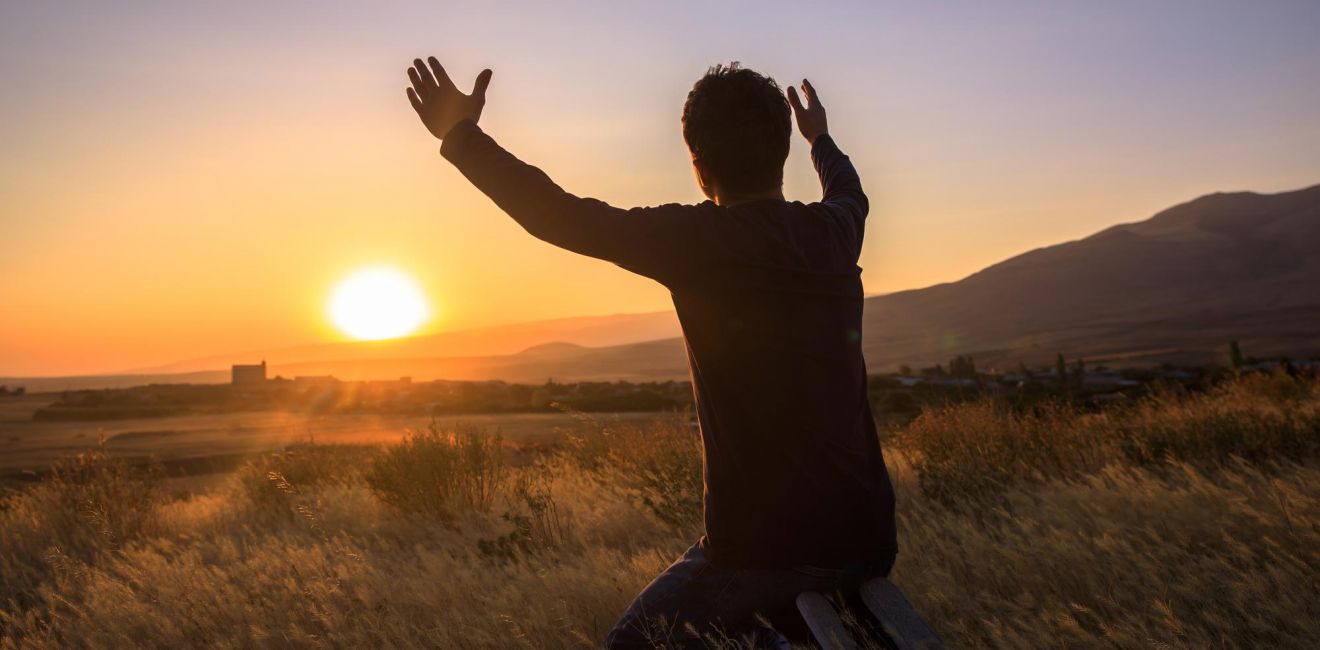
[262,338,690,385]
[858,183,1320,369]
[128,310,681,374]
[6,184,1317,392]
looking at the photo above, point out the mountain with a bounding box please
[857,184,1320,369]
[6,184,1318,392]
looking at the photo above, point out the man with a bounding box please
[405,58,897,647]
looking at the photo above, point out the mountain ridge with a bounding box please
[7,184,1318,392]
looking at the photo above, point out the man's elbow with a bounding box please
[853,191,870,220]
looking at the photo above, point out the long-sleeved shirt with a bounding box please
[440,119,897,569]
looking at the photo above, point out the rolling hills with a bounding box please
[5,184,1317,391]
[857,183,1320,369]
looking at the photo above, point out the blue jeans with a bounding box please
[604,543,895,649]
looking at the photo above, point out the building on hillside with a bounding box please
[232,361,267,385]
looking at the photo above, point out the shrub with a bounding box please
[898,401,1109,506]
[477,463,570,563]
[365,423,507,518]
[236,443,376,516]
[569,414,703,529]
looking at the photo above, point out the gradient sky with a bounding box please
[2,0,1319,376]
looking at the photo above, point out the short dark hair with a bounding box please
[682,63,791,195]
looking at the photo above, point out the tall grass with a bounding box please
[900,370,1320,504]
[238,443,376,517]
[0,445,164,612]
[567,413,703,529]
[1117,373,1320,465]
[365,422,507,517]
[1,374,1318,648]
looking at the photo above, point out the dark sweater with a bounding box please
[441,120,897,569]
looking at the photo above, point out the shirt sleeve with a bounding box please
[439,120,713,287]
[810,134,870,256]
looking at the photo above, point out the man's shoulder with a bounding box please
[625,199,720,217]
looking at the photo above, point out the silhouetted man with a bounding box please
[406,58,896,647]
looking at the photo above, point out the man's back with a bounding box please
[671,193,896,569]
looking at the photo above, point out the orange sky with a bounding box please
[2,1,1318,376]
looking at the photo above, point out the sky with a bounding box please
[2,0,1318,376]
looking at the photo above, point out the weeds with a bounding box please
[365,421,507,517]
[479,465,569,563]
[1117,372,1320,465]
[2,374,1319,648]
[900,371,1320,504]
[570,413,703,529]
[237,443,373,516]
[0,445,164,614]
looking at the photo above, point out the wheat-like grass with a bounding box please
[1,375,1317,648]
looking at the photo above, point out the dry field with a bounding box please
[0,398,658,475]
[1,373,1318,648]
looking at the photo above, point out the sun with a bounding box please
[328,267,430,340]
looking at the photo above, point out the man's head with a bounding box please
[682,63,791,202]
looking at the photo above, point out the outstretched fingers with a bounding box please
[413,59,439,93]
[472,68,493,101]
[428,56,459,93]
[786,85,804,113]
[402,57,494,138]
[801,78,820,107]
[408,66,430,99]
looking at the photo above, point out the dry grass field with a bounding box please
[0,400,659,475]
[1,372,1317,648]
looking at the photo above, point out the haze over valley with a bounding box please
[6,184,1316,392]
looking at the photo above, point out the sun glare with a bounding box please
[328,267,430,340]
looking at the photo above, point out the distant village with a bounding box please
[24,343,1317,424]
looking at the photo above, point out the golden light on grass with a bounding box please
[2,377,1318,646]
[328,267,430,340]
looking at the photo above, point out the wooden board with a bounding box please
[795,592,858,650]
[858,578,945,650]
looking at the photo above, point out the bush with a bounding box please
[477,464,569,562]
[365,423,507,518]
[569,414,703,529]
[898,401,1109,506]
[236,443,376,516]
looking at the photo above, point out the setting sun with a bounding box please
[328,267,430,340]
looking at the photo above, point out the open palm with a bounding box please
[786,79,828,145]
[406,56,493,140]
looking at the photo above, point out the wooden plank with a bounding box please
[795,592,859,650]
[857,578,945,650]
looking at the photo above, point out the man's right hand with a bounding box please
[786,79,828,145]
[406,56,493,140]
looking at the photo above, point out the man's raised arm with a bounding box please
[788,79,869,251]
[405,57,707,286]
